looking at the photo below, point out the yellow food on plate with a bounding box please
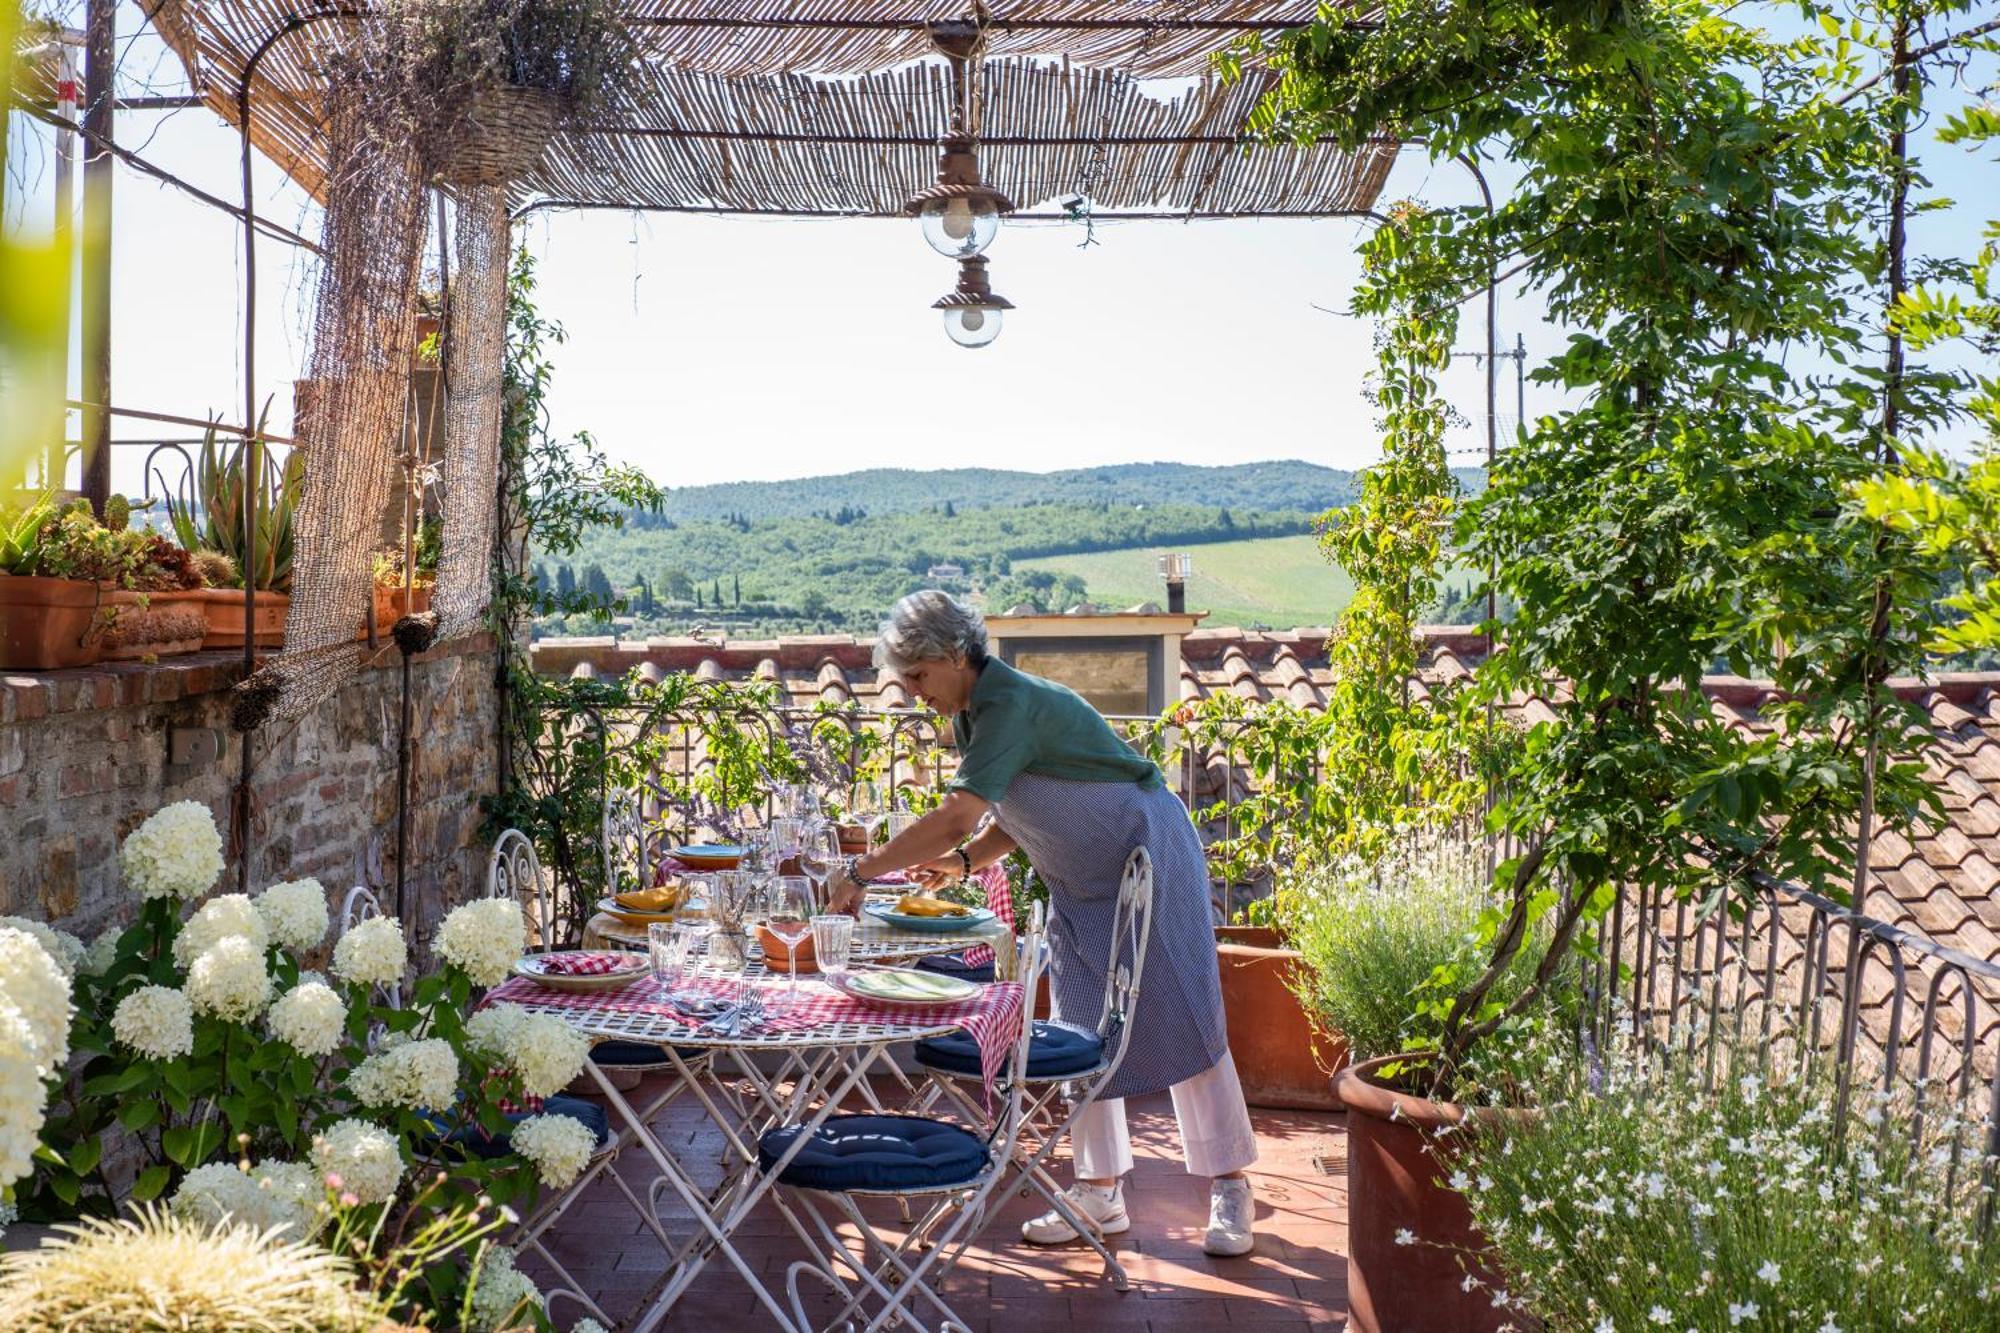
[892,893,971,918]
[614,884,685,913]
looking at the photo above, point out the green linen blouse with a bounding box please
[946,657,1164,803]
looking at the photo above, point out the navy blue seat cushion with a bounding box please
[590,1040,707,1067]
[445,1093,611,1161]
[758,1114,989,1192]
[915,953,997,984]
[914,1020,1104,1080]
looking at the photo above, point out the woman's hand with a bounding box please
[825,863,866,915]
[910,857,965,892]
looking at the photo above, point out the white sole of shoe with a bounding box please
[1021,1211,1132,1246]
[1203,1233,1255,1258]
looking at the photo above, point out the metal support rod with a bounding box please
[79,0,114,514]
[46,46,78,490]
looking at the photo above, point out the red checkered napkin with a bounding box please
[535,951,640,976]
[959,863,1013,968]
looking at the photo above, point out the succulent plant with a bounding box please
[191,549,240,589]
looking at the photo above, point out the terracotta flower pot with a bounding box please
[836,823,869,855]
[361,583,432,640]
[189,587,287,649]
[0,575,104,670]
[757,923,818,974]
[98,589,209,661]
[1335,1053,1515,1333]
[1215,925,1347,1110]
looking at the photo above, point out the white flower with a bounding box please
[0,917,83,976]
[433,898,525,987]
[1649,1308,1672,1326]
[311,1118,404,1205]
[268,981,346,1057]
[1818,1317,1841,1333]
[347,1037,458,1111]
[112,985,195,1060]
[172,894,269,969]
[0,1006,51,1189]
[468,1244,542,1333]
[1729,1302,1759,1325]
[468,1004,588,1100]
[1596,1320,1615,1333]
[1394,1228,1416,1246]
[120,800,224,901]
[1757,1261,1780,1283]
[171,1160,322,1239]
[0,926,72,1071]
[255,879,330,954]
[332,916,407,990]
[79,926,122,977]
[512,1113,597,1190]
[185,935,271,1022]
[573,1322,610,1333]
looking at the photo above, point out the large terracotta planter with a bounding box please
[0,575,104,670]
[189,588,287,649]
[99,589,208,661]
[360,583,432,640]
[1336,1053,1514,1333]
[1215,925,1346,1110]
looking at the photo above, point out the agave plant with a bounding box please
[0,492,59,576]
[163,413,304,593]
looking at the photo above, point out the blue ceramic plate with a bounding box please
[671,844,745,869]
[863,903,998,934]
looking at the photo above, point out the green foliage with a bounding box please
[1240,0,1979,1092]
[163,414,303,593]
[0,493,59,575]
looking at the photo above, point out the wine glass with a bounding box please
[798,822,842,908]
[761,875,816,1011]
[850,779,887,849]
[767,817,804,864]
[885,807,920,845]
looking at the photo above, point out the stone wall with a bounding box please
[0,635,500,945]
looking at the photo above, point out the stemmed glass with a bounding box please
[761,875,816,1011]
[850,779,888,851]
[885,807,920,845]
[797,822,842,908]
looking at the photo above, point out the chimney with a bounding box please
[1158,553,1192,615]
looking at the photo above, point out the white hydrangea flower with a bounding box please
[0,917,84,977]
[172,894,270,970]
[0,1004,50,1189]
[467,1004,588,1100]
[511,1112,597,1191]
[573,1321,610,1333]
[347,1037,458,1112]
[433,898,525,987]
[119,800,224,901]
[268,981,346,1058]
[184,935,272,1023]
[79,925,122,977]
[112,985,195,1060]
[255,879,330,954]
[311,1118,405,1205]
[468,1244,543,1333]
[0,926,72,1071]
[331,916,407,990]
[171,1160,323,1239]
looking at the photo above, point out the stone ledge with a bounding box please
[0,633,496,725]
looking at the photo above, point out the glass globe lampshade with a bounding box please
[941,302,1004,349]
[919,193,1002,258]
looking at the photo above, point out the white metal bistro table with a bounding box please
[486,965,1016,1333]
[585,908,1007,965]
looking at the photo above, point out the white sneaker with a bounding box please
[1021,1182,1130,1245]
[1204,1177,1255,1257]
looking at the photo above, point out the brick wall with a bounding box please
[0,636,500,945]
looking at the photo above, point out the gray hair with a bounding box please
[874,590,989,672]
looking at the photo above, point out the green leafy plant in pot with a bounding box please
[163,418,302,648]
[0,493,107,669]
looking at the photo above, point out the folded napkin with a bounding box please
[535,952,638,976]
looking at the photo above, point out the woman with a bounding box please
[827,590,1257,1257]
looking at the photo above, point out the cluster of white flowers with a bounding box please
[268,981,346,1057]
[331,916,407,990]
[111,985,195,1060]
[0,917,84,977]
[172,894,270,969]
[119,800,225,901]
[0,926,71,1072]
[170,1160,323,1239]
[433,898,525,987]
[310,1118,404,1205]
[511,1112,597,1191]
[184,935,271,1022]
[346,1037,458,1111]
[79,926,121,978]
[467,1244,543,1333]
[465,1003,588,1099]
[254,879,329,954]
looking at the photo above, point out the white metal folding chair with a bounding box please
[485,828,554,951]
[908,845,1156,1291]
[766,903,1051,1333]
[602,787,651,897]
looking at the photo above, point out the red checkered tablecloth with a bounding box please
[486,970,1024,1102]
[535,951,639,976]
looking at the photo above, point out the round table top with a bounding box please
[584,910,1003,962]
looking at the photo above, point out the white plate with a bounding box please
[838,968,982,1007]
[512,952,648,994]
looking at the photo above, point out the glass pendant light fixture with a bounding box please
[906,20,1018,347]
[933,256,1013,350]
[905,136,1012,259]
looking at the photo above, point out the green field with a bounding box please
[1017,535,1478,629]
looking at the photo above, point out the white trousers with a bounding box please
[1070,1050,1260,1180]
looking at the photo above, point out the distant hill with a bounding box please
[648,461,1367,524]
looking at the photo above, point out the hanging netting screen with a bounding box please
[431,183,509,643]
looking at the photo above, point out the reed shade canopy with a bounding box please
[147,0,1399,220]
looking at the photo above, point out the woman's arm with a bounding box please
[826,790,990,911]
[910,821,1019,891]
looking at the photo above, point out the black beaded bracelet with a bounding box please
[955,847,973,878]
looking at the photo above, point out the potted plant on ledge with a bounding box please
[0,494,105,670]
[163,423,303,649]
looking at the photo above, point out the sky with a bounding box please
[2,1,1992,497]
